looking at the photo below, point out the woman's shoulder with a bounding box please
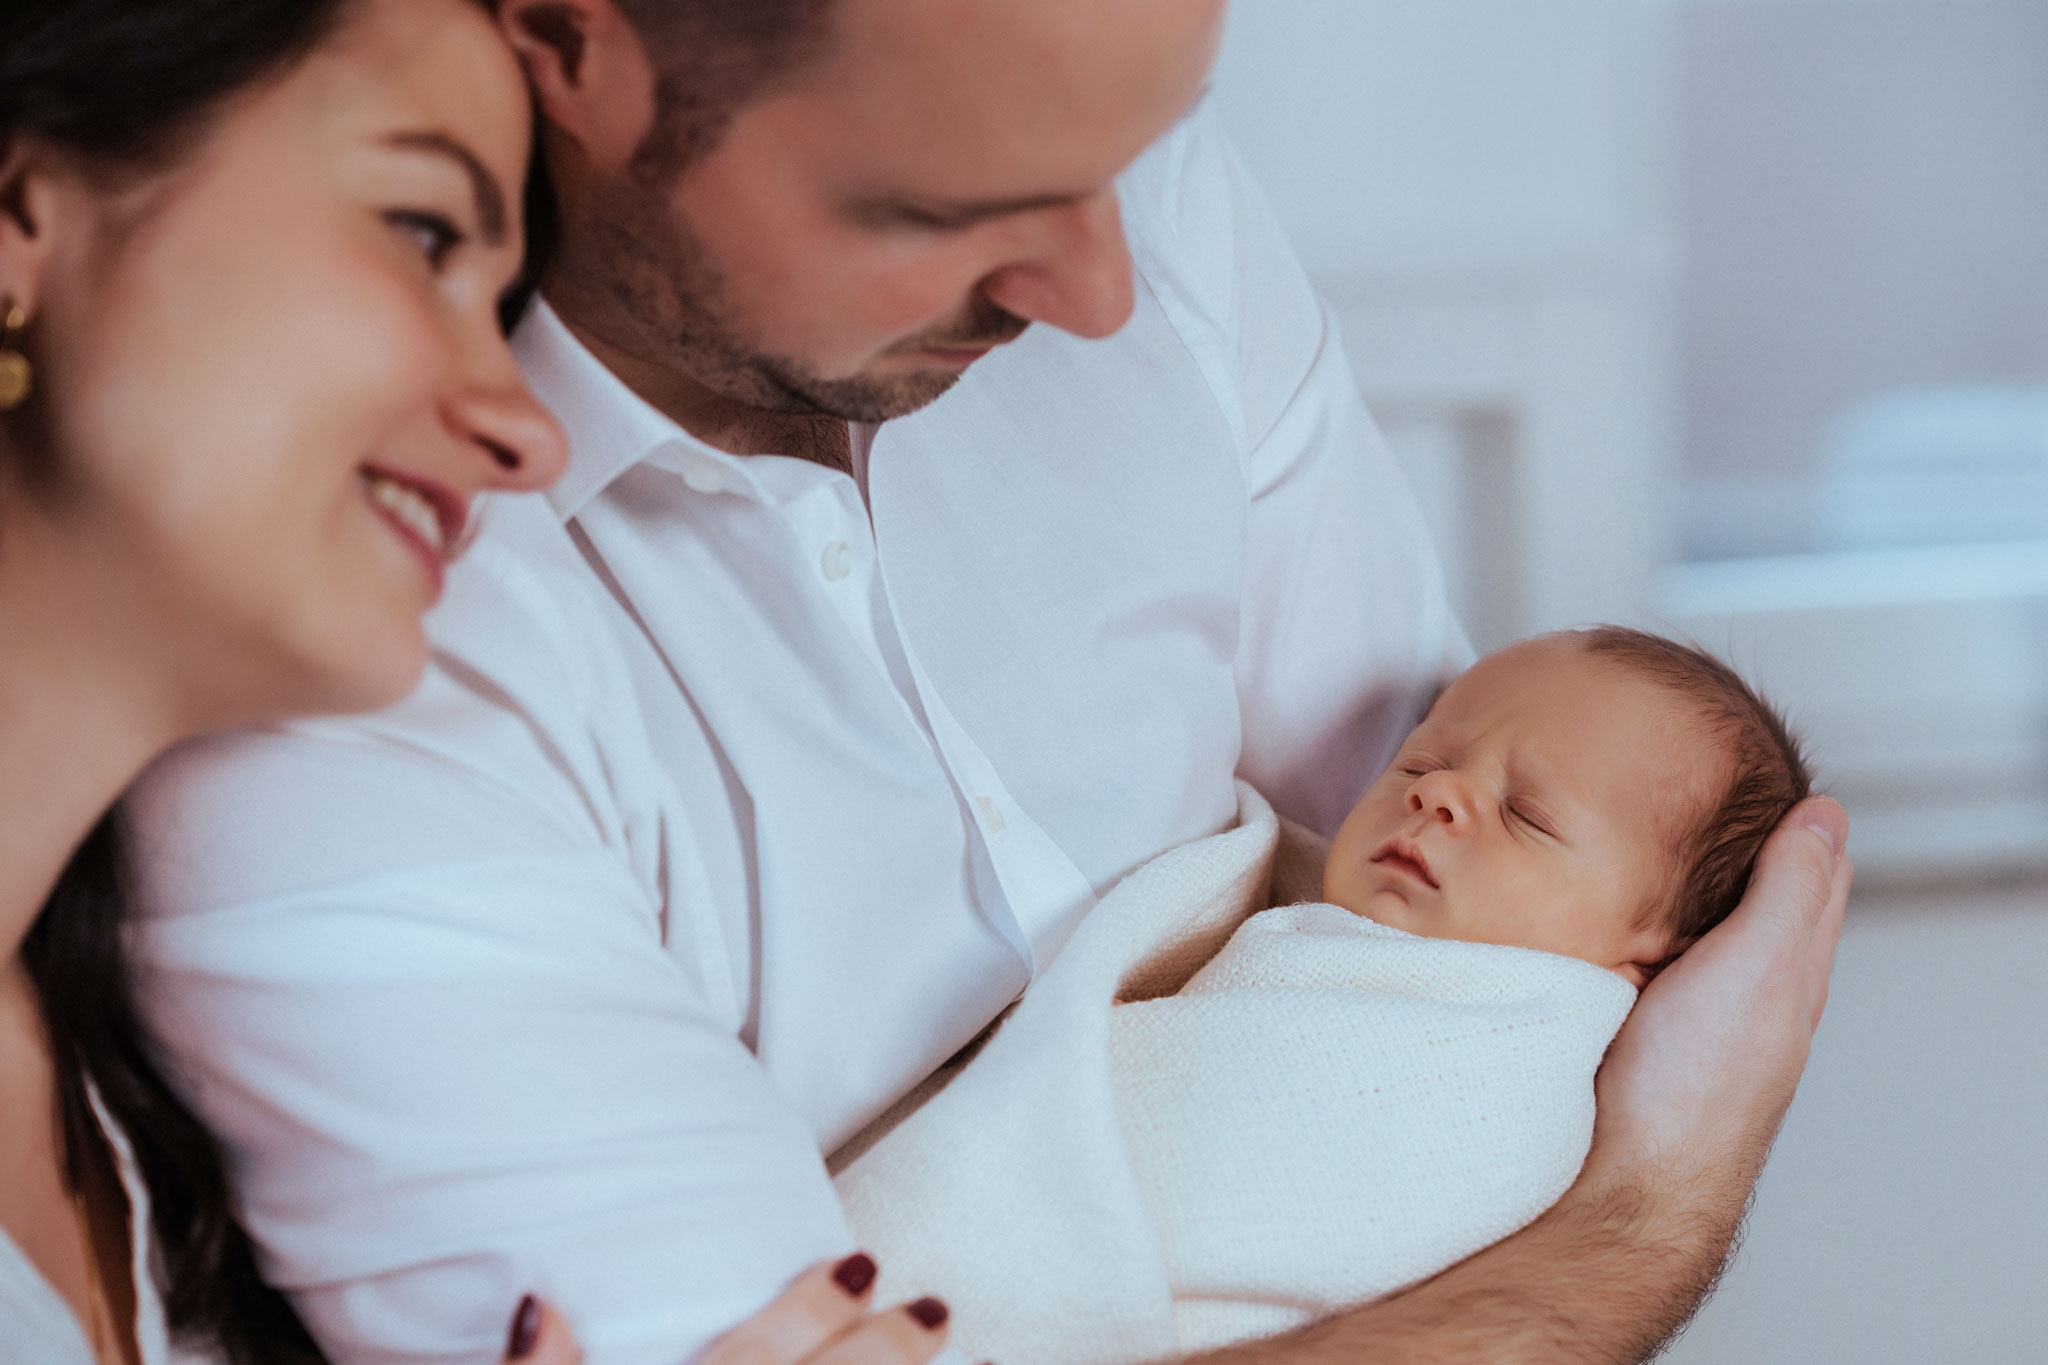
[0,1224,102,1365]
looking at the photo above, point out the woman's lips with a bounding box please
[360,465,469,595]
[1370,839,1440,890]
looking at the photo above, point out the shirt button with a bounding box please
[682,459,726,495]
[820,540,854,582]
[976,796,1007,835]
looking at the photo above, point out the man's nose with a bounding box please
[978,190,1136,341]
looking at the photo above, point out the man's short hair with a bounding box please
[617,0,840,178]
[1576,626,1814,946]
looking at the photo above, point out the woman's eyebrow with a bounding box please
[382,131,507,246]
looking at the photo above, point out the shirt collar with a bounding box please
[513,299,749,521]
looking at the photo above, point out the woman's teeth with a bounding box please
[365,473,447,556]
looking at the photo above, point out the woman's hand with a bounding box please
[502,1295,579,1363]
[700,1255,953,1365]
[499,1255,953,1365]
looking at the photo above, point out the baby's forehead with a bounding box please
[1423,641,1722,810]
[1428,637,1681,729]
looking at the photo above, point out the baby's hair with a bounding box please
[1573,626,1813,945]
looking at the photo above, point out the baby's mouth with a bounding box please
[1371,839,1440,890]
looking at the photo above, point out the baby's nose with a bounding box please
[1407,771,1472,827]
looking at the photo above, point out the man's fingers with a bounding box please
[1746,795,1848,940]
[1796,794,1849,860]
[1809,854,1853,1032]
[701,1256,880,1365]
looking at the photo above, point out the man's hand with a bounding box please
[1193,797,1852,1365]
[1588,795,1851,1195]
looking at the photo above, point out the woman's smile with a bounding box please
[360,465,469,598]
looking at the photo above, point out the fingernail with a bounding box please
[907,1297,949,1330]
[506,1294,542,1360]
[832,1253,878,1297]
[1801,799,1848,857]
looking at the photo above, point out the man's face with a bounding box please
[582,0,1227,422]
[1322,638,1717,985]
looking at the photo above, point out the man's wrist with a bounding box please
[1183,1165,1744,1365]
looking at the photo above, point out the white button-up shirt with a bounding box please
[130,107,1465,1365]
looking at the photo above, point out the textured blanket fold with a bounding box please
[834,784,1637,1365]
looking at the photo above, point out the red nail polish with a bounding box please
[833,1253,878,1297]
[506,1294,542,1359]
[907,1297,949,1330]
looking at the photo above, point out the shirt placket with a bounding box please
[780,461,1097,976]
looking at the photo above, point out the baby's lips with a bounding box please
[1371,838,1440,889]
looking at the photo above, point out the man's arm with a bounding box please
[1193,799,1853,1364]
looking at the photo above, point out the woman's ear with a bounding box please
[0,136,63,319]
[496,0,658,173]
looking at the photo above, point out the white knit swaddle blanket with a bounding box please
[834,784,1638,1365]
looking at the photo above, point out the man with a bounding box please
[132,1,1851,1361]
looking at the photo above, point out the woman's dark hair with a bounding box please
[3,4,363,1361]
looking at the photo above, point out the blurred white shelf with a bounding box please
[1667,539,2048,616]
[1662,541,2048,888]
[1845,799,2048,888]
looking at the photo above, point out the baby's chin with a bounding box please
[1334,883,1437,937]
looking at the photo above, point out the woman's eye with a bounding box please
[386,210,465,270]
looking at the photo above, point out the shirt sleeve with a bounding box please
[1123,104,1475,837]
[127,568,854,1365]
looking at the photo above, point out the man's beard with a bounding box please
[594,192,1030,425]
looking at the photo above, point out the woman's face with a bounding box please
[6,0,565,723]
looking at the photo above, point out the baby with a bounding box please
[835,627,1811,1365]
[1323,624,1811,985]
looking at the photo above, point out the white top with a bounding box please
[128,105,1466,1365]
[1,1088,210,1365]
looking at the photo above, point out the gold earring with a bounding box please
[0,301,32,411]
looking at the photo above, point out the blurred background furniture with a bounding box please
[1214,0,2048,887]
[1212,2,2048,1358]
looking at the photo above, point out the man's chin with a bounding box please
[774,364,969,425]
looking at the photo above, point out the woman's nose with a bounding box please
[441,377,568,493]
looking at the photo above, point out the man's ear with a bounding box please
[0,137,65,320]
[496,0,659,172]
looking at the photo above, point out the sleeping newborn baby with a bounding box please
[1323,624,1809,985]
[834,627,1811,1365]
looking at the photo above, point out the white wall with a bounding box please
[1677,0,2048,549]
[1211,0,1673,278]
[1211,0,1681,647]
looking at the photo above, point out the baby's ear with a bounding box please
[1608,961,1653,990]
[1619,936,1700,989]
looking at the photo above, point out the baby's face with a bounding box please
[1324,637,1715,986]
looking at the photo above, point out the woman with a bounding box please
[0,3,947,1363]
